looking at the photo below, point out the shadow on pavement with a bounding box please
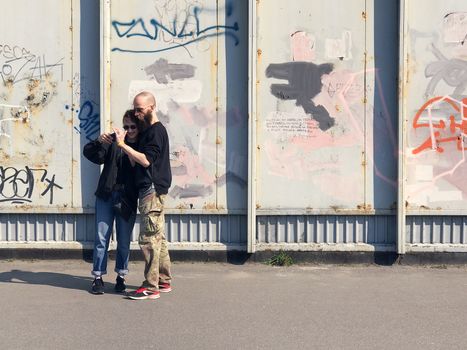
[0,269,138,293]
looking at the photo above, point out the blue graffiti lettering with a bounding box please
[70,100,100,141]
[111,6,239,54]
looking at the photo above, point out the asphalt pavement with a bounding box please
[1,259,467,350]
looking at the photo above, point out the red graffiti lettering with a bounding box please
[412,97,467,155]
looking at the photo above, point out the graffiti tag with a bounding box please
[0,166,63,204]
[0,44,64,85]
[111,5,239,53]
[69,100,100,141]
[412,96,467,155]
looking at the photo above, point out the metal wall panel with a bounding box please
[256,215,396,245]
[406,216,467,245]
[253,0,399,213]
[109,0,248,212]
[0,0,100,212]
[0,213,246,245]
[402,0,467,213]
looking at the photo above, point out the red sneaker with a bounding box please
[158,282,172,293]
[127,287,160,300]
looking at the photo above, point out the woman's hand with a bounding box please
[98,132,113,144]
[113,127,127,145]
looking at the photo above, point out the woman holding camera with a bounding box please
[83,110,140,294]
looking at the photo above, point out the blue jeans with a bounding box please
[92,191,136,277]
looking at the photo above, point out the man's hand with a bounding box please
[98,132,114,145]
[113,127,126,144]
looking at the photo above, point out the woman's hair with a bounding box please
[122,109,139,125]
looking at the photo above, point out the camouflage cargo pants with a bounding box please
[138,192,172,291]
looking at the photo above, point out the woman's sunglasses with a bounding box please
[123,125,137,130]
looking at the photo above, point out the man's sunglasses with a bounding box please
[134,105,153,113]
[123,125,137,130]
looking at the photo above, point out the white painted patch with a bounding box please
[428,190,463,202]
[128,80,202,114]
[325,31,352,60]
[443,12,467,43]
[406,189,429,205]
[414,165,433,181]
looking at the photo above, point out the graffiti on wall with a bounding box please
[407,13,467,206]
[265,62,335,131]
[67,100,100,142]
[112,1,239,54]
[0,44,61,131]
[0,43,66,207]
[263,30,397,204]
[129,55,246,203]
[0,44,64,86]
[0,166,63,204]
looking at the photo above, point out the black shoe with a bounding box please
[114,276,126,293]
[91,277,104,294]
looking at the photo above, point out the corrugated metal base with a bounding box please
[0,214,247,244]
[4,214,467,254]
[256,215,397,244]
[406,216,467,245]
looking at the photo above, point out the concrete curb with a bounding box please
[2,249,467,265]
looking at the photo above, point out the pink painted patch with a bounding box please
[291,31,315,62]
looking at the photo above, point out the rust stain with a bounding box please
[419,205,430,210]
[203,203,217,210]
[357,204,372,211]
[335,105,341,112]
[361,11,367,19]
[21,75,58,117]
[216,136,222,145]
[256,203,261,209]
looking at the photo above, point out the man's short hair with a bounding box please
[134,91,156,107]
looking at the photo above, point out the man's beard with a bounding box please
[137,111,153,131]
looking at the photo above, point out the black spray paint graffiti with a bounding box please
[67,100,100,141]
[111,2,239,54]
[425,44,467,97]
[0,166,63,204]
[145,58,195,83]
[266,62,335,131]
[0,44,64,86]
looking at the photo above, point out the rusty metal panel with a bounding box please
[109,0,248,212]
[0,0,100,212]
[403,0,467,213]
[254,0,398,213]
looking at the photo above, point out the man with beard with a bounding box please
[113,91,172,300]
